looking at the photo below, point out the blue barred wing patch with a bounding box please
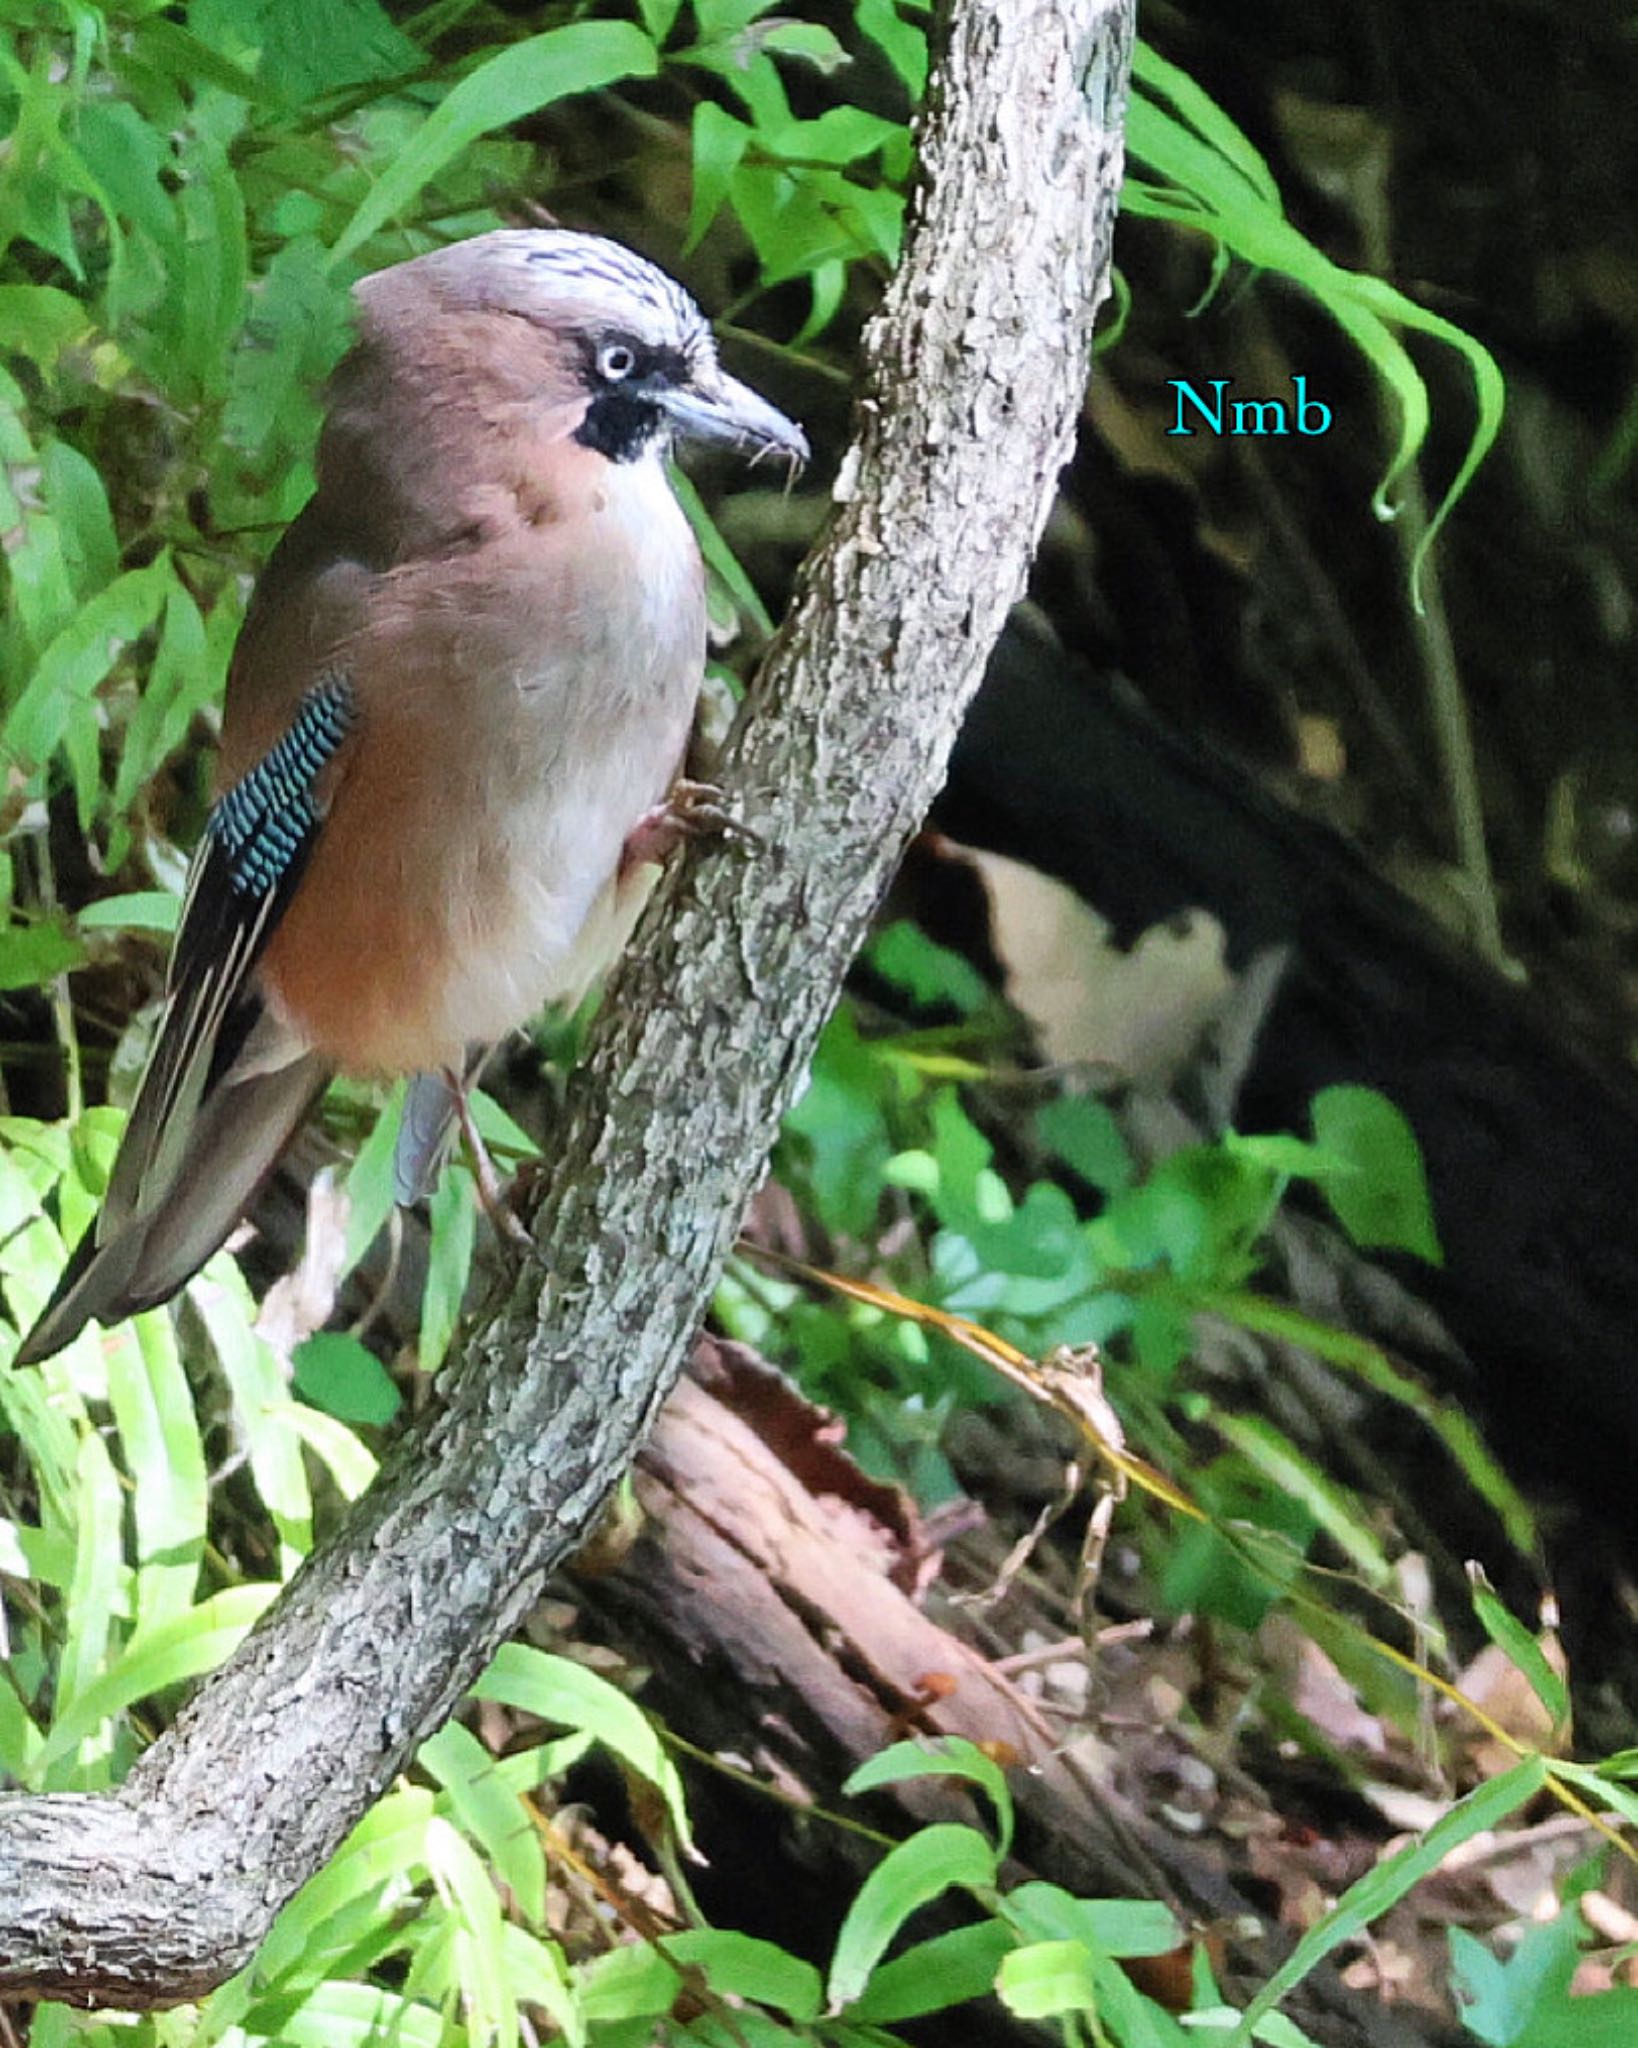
[209,673,355,899]
[125,670,357,1193]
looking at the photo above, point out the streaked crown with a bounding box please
[361,228,713,364]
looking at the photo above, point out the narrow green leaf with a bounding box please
[844,1921,1014,2023]
[343,1083,404,1274]
[660,1930,823,2020]
[421,1719,546,1927]
[576,1943,682,2023]
[187,1266,316,1574]
[827,1824,998,2012]
[104,1310,208,1634]
[111,579,214,825]
[76,891,179,936]
[844,1735,1015,1858]
[671,466,773,634]
[1215,1415,1391,1588]
[688,100,752,247]
[474,1644,693,1849]
[38,1583,279,1773]
[332,24,658,261]
[283,1400,379,1500]
[7,555,173,771]
[237,1787,435,2001]
[242,1981,446,2048]
[51,1430,125,1780]
[424,1813,516,2048]
[420,1159,475,1371]
[1466,1564,1568,1730]
[1004,1883,1183,1959]
[1228,1756,1548,2045]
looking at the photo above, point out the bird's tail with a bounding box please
[13,1053,331,1367]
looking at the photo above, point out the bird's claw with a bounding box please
[620,778,762,876]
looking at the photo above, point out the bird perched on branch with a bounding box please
[15,228,807,1366]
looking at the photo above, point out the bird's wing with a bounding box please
[106,669,358,1230]
[13,672,357,1364]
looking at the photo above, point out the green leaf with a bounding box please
[6,555,173,773]
[423,1813,516,2048]
[111,579,217,829]
[1123,68,1504,606]
[501,1925,585,2047]
[76,890,178,936]
[51,1431,124,1783]
[756,23,848,72]
[827,1824,998,2012]
[235,1786,435,2004]
[576,1943,682,2024]
[1448,1912,1583,2047]
[1309,1085,1442,1264]
[421,1719,546,1927]
[1035,1094,1133,1194]
[0,284,91,373]
[343,1083,404,1274]
[332,24,659,261]
[187,1267,317,1574]
[420,1160,476,1371]
[1466,1564,1568,1731]
[237,1984,446,2048]
[473,1644,693,1850]
[1228,1756,1548,2045]
[37,1583,279,1774]
[869,921,990,1017]
[844,1736,1014,1858]
[187,0,419,102]
[105,1311,208,1635]
[844,1922,1014,2023]
[857,0,928,98]
[291,1330,403,1426]
[688,100,752,247]
[996,1940,1099,2019]
[40,438,117,600]
[671,466,773,634]
[284,1398,379,1500]
[1214,1415,1391,1589]
[1004,1883,1183,1959]
[0,917,85,992]
[636,0,685,42]
[660,1930,822,2020]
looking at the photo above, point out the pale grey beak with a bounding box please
[660,368,809,469]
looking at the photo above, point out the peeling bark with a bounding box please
[0,0,1136,2006]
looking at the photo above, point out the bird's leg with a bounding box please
[446,1067,533,1250]
[619,778,762,879]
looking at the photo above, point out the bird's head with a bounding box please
[353,229,808,475]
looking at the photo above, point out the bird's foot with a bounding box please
[619,779,761,879]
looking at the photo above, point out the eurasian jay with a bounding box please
[16,229,807,1366]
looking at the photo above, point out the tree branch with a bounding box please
[0,0,1134,2004]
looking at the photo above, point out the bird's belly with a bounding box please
[260,679,693,1076]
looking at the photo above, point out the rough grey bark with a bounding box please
[0,0,1134,2005]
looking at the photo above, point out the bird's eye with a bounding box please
[598,342,638,382]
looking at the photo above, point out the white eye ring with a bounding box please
[599,342,638,381]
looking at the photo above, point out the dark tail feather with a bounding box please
[13,1054,331,1367]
